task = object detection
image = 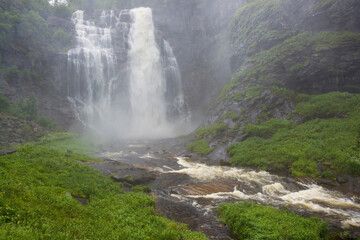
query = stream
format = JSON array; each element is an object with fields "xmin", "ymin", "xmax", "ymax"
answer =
[{"xmin": 89, "ymin": 139, "xmax": 360, "ymax": 239}]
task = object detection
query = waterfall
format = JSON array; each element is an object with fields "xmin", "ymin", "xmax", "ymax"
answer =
[
  {"xmin": 128, "ymin": 8, "xmax": 170, "ymax": 138},
  {"xmin": 67, "ymin": 8, "xmax": 188, "ymax": 138},
  {"xmin": 67, "ymin": 10, "xmax": 120, "ymax": 135}
]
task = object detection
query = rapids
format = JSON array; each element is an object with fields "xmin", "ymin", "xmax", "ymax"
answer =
[{"xmin": 92, "ymin": 142, "xmax": 360, "ymax": 239}]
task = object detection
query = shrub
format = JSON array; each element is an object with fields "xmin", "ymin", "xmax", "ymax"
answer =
[
  {"xmin": 37, "ymin": 115, "xmax": 57, "ymax": 130},
  {"xmin": 224, "ymin": 112, "xmax": 240, "ymax": 121},
  {"xmin": 295, "ymin": 92, "xmax": 360, "ymax": 119},
  {"xmin": 218, "ymin": 202, "xmax": 329, "ymax": 240},
  {"xmin": 11, "ymin": 93, "xmax": 38, "ymax": 121},
  {"xmin": 187, "ymin": 139, "xmax": 213, "ymax": 155},
  {"xmin": 196, "ymin": 122, "xmax": 227, "ymax": 137},
  {"xmin": 51, "ymin": 4, "xmax": 73, "ymax": 19},
  {"xmin": 228, "ymin": 108, "xmax": 360, "ymax": 177},
  {"xmin": 0, "ymin": 92, "xmax": 11, "ymax": 112},
  {"xmin": 243, "ymin": 119, "xmax": 295, "ymax": 138},
  {"xmin": 132, "ymin": 185, "xmax": 152, "ymax": 193}
]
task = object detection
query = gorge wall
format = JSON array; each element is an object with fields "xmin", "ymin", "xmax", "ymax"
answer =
[{"xmin": 184, "ymin": 0, "xmax": 360, "ymax": 187}]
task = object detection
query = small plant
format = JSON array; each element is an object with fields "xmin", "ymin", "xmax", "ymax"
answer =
[
  {"xmin": 37, "ymin": 115, "xmax": 57, "ymax": 130},
  {"xmin": 131, "ymin": 185, "xmax": 152, "ymax": 193},
  {"xmin": 224, "ymin": 112, "xmax": 240, "ymax": 121},
  {"xmin": 125, "ymin": 175, "xmax": 134, "ymax": 182}
]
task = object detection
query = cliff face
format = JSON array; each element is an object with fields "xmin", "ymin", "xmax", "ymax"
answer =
[
  {"xmin": 0, "ymin": 0, "xmax": 246, "ymax": 129},
  {"xmin": 185, "ymin": 0, "xmax": 360, "ymax": 182},
  {"xmin": 0, "ymin": 1, "xmax": 76, "ymax": 129}
]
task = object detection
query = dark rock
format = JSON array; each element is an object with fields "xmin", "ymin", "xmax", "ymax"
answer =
[
  {"xmin": 0, "ymin": 148, "xmax": 18, "ymax": 156},
  {"xmin": 72, "ymin": 196, "xmax": 89, "ymax": 205},
  {"xmin": 220, "ymin": 159, "xmax": 231, "ymax": 166},
  {"xmin": 86, "ymin": 161, "xmax": 157, "ymax": 185},
  {"xmin": 317, "ymin": 178, "xmax": 340, "ymax": 187},
  {"xmin": 336, "ymin": 175, "xmax": 349, "ymax": 184}
]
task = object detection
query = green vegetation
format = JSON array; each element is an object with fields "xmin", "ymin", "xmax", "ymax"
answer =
[
  {"xmin": 0, "ymin": 92, "xmax": 11, "ymax": 112},
  {"xmin": 35, "ymin": 132, "xmax": 97, "ymax": 156},
  {"xmin": 132, "ymin": 185, "xmax": 152, "ymax": 193},
  {"xmin": 231, "ymin": 0, "xmax": 292, "ymax": 55},
  {"xmin": 224, "ymin": 112, "xmax": 240, "ymax": 121},
  {"xmin": 0, "ymin": 140, "xmax": 206, "ymax": 239},
  {"xmin": 196, "ymin": 122, "xmax": 227, "ymax": 137},
  {"xmin": 218, "ymin": 202, "xmax": 329, "ymax": 240},
  {"xmin": 0, "ymin": 92, "xmax": 56, "ymax": 130},
  {"xmin": 244, "ymin": 119, "xmax": 295, "ymax": 138},
  {"xmin": 187, "ymin": 139, "xmax": 213, "ymax": 155},
  {"xmin": 220, "ymin": 31, "xmax": 360, "ymax": 99},
  {"xmin": 295, "ymin": 92, "xmax": 360, "ymax": 119},
  {"xmin": 228, "ymin": 92, "xmax": 360, "ymax": 177}
]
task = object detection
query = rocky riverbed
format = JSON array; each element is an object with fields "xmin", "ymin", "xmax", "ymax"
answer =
[{"xmin": 82, "ymin": 138, "xmax": 360, "ymax": 239}]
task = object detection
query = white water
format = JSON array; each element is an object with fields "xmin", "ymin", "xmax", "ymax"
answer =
[
  {"xmin": 171, "ymin": 157, "xmax": 360, "ymax": 229},
  {"xmin": 128, "ymin": 8, "xmax": 173, "ymax": 138},
  {"xmin": 67, "ymin": 10, "xmax": 119, "ymax": 135},
  {"xmin": 67, "ymin": 8, "xmax": 188, "ymax": 138},
  {"xmin": 49, "ymin": 0, "xmax": 68, "ymax": 6}
]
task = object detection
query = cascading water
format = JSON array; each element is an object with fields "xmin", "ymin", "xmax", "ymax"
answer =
[
  {"xmin": 67, "ymin": 10, "xmax": 120, "ymax": 135},
  {"xmin": 67, "ymin": 8, "xmax": 188, "ymax": 138},
  {"xmin": 128, "ymin": 8, "xmax": 172, "ymax": 138}
]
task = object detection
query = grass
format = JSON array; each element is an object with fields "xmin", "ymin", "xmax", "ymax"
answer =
[
  {"xmin": 187, "ymin": 139, "xmax": 213, "ymax": 155},
  {"xmin": 196, "ymin": 122, "xmax": 227, "ymax": 138},
  {"xmin": 0, "ymin": 140, "xmax": 207, "ymax": 239},
  {"xmin": 34, "ymin": 132, "xmax": 97, "ymax": 156},
  {"xmin": 217, "ymin": 202, "xmax": 329, "ymax": 240},
  {"xmin": 228, "ymin": 92, "xmax": 360, "ymax": 177}
]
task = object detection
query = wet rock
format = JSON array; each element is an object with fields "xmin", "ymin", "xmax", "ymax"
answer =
[
  {"xmin": 72, "ymin": 196, "xmax": 89, "ymax": 205},
  {"xmin": 220, "ymin": 159, "xmax": 231, "ymax": 166},
  {"xmin": 0, "ymin": 148, "xmax": 18, "ymax": 156},
  {"xmin": 174, "ymin": 181, "xmax": 235, "ymax": 196},
  {"xmin": 336, "ymin": 175, "xmax": 349, "ymax": 184},
  {"xmin": 318, "ymin": 178, "xmax": 340, "ymax": 187},
  {"xmin": 86, "ymin": 161, "xmax": 157, "ymax": 185}
]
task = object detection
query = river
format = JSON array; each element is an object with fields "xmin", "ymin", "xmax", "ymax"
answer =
[{"xmin": 88, "ymin": 139, "xmax": 360, "ymax": 239}]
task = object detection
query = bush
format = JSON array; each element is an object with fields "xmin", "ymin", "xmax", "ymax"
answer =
[
  {"xmin": 218, "ymin": 202, "xmax": 329, "ymax": 240},
  {"xmin": 132, "ymin": 185, "xmax": 152, "ymax": 193},
  {"xmin": 224, "ymin": 112, "xmax": 240, "ymax": 121},
  {"xmin": 196, "ymin": 122, "xmax": 227, "ymax": 137},
  {"xmin": 295, "ymin": 92, "xmax": 360, "ymax": 119},
  {"xmin": 52, "ymin": 28, "xmax": 73, "ymax": 52},
  {"xmin": 11, "ymin": 93, "xmax": 38, "ymax": 121},
  {"xmin": 51, "ymin": 4, "xmax": 73, "ymax": 19},
  {"xmin": 187, "ymin": 139, "xmax": 213, "ymax": 155},
  {"xmin": 37, "ymin": 115, "xmax": 56, "ymax": 130},
  {"xmin": 0, "ymin": 92, "xmax": 11, "ymax": 112},
  {"xmin": 243, "ymin": 119, "xmax": 295, "ymax": 138},
  {"xmin": 228, "ymin": 104, "xmax": 360, "ymax": 177}
]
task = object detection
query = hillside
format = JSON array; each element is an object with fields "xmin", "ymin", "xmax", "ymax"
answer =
[{"xmin": 185, "ymin": 0, "xmax": 360, "ymax": 189}]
